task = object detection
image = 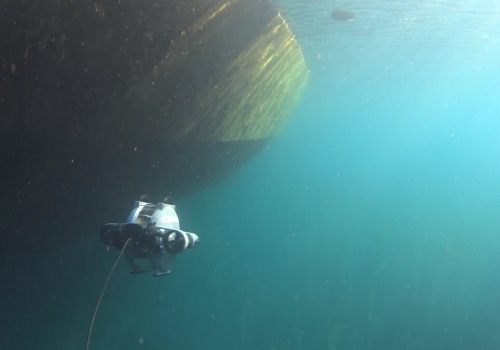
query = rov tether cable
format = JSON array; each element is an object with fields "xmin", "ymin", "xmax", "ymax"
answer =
[{"xmin": 86, "ymin": 238, "xmax": 132, "ymax": 350}]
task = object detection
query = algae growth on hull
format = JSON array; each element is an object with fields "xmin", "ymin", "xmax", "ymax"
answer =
[{"xmin": 0, "ymin": 0, "xmax": 308, "ymax": 232}]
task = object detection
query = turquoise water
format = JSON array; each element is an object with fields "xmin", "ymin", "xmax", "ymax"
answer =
[{"xmin": 5, "ymin": 1, "xmax": 500, "ymax": 349}]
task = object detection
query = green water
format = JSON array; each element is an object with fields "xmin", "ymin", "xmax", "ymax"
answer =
[{"xmin": 4, "ymin": 1, "xmax": 500, "ymax": 349}]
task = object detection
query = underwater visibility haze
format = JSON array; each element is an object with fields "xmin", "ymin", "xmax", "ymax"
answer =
[{"xmin": 3, "ymin": 0, "xmax": 500, "ymax": 349}]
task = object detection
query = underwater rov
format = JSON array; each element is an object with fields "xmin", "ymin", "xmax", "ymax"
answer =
[
  {"xmin": 86, "ymin": 198, "xmax": 199, "ymax": 350},
  {"xmin": 100, "ymin": 199, "xmax": 200, "ymax": 276}
]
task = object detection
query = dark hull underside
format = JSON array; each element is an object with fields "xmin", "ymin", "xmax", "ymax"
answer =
[{"xmin": 0, "ymin": 0, "xmax": 307, "ymax": 237}]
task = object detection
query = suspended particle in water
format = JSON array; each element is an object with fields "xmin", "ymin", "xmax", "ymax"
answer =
[{"xmin": 331, "ymin": 10, "xmax": 355, "ymax": 21}]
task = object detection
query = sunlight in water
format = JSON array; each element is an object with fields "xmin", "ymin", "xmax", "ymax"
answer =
[{"xmin": 275, "ymin": 0, "xmax": 500, "ymax": 71}]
